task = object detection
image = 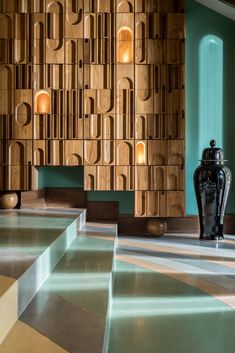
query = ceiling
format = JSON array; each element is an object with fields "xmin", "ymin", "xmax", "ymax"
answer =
[{"xmin": 195, "ymin": 0, "xmax": 235, "ymax": 21}]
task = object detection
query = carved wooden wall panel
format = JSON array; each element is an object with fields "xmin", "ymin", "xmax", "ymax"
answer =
[{"xmin": 0, "ymin": 0, "xmax": 185, "ymax": 217}]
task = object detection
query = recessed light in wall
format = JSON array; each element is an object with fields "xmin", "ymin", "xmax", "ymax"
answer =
[
  {"xmin": 136, "ymin": 141, "xmax": 146, "ymax": 164},
  {"xmin": 117, "ymin": 26, "xmax": 133, "ymax": 63},
  {"xmin": 34, "ymin": 90, "xmax": 51, "ymax": 114}
]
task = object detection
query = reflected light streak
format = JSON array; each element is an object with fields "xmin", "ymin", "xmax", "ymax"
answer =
[
  {"xmin": 44, "ymin": 272, "xmax": 110, "ymax": 291},
  {"xmin": 111, "ymin": 296, "xmax": 232, "ymax": 318}
]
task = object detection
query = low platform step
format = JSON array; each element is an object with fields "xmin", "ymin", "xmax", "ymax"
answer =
[
  {"xmin": 0, "ymin": 221, "xmax": 117, "ymax": 353},
  {"xmin": 0, "ymin": 208, "xmax": 86, "ymax": 344}
]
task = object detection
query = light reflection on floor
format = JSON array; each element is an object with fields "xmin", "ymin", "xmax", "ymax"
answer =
[{"xmin": 106, "ymin": 235, "xmax": 235, "ymax": 353}]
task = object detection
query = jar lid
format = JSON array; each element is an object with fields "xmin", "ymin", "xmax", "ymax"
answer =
[{"xmin": 201, "ymin": 140, "xmax": 226, "ymax": 162}]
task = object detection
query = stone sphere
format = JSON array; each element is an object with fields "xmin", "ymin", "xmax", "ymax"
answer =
[
  {"xmin": 0, "ymin": 192, "xmax": 18, "ymax": 209},
  {"xmin": 147, "ymin": 219, "xmax": 167, "ymax": 237}
]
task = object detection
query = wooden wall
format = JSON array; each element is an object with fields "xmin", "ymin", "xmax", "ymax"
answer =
[{"xmin": 0, "ymin": 0, "xmax": 185, "ymax": 218}]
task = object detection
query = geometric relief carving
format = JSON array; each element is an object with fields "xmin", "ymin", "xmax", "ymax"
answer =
[
  {"xmin": 116, "ymin": 141, "xmax": 134, "ymax": 165},
  {"xmin": 103, "ymin": 115, "xmax": 115, "ymax": 139},
  {"xmin": 148, "ymin": 141, "xmax": 166, "ymax": 165},
  {"xmin": 152, "ymin": 166, "xmax": 165, "ymax": 190},
  {"xmin": 0, "ymin": 65, "xmax": 13, "ymax": 90},
  {"xmin": 84, "ymin": 166, "xmax": 96, "ymax": 190},
  {"xmin": 64, "ymin": 140, "xmax": 83, "ymax": 166},
  {"xmin": 84, "ymin": 166, "xmax": 115, "ymax": 191},
  {"xmin": 0, "ymin": 91, "xmax": 12, "ymax": 114},
  {"xmin": 84, "ymin": 140, "xmax": 101, "ymax": 165},
  {"xmin": 115, "ymin": 166, "xmax": 134, "ymax": 190},
  {"xmin": 166, "ymin": 166, "xmax": 185, "ymax": 191},
  {"xmin": 97, "ymin": 90, "xmax": 115, "ymax": 114},
  {"xmin": 0, "ymin": 0, "xmax": 185, "ymax": 217},
  {"xmin": 135, "ymin": 90, "xmax": 154, "ymax": 114},
  {"xmin": 84, "ymin": 114, "xmax": 102, "ymax": 139},
  {"xmin": 135, "ymin": 114, "xmax": 184, "ymax": 140},
  {"xmin": 103, "ymin": 140, "xmax": 115, "ymax": 165},
  {"xmin": 0, "ymin": 14, "xmax": 13, "ymax": 39},
  {"xmin": 135, "ymin": 190, "xmax": 184, "ymax": 218},
  {"xmin": 9, "ymin": 115, "xmax": 32, "ymax": 140},
  {"xmin": 116, "ymin": 114, "xmax": 134, "ymax": 140},
  {"xmin": 97, "ymin": 166, "xmax": 114, "ymax": 190},
  {"xmin": 167, "ymin": 140, "xmax": 184, "ymax": 166},
  {"xmin": 116, "ymin": 0, "xmax": 134, "ymax": 13},
  {"xmin": 46, "ymin": 140, "xmax": 63, "ymax": 166},
  {"xmin": 7, "ymin": 140, "xmax": 32, "ymax": 166},
  {"xmin": 167, "ymin": 14, "xmax": 185, "ymax": 39},
  {"xmin": 166, "ymin": 191, "xmax": 185, "ymax": 217},
  {"xmin": 135, "ymin": 191, "xmax": 162, "ymax": 218},
  {"xmin": 135, "ymin": 166, "xmax": 150, "ymax": 191},
  {"xmin": 33, "ymin": 140, "xmax": 46, "ymax": 166}
]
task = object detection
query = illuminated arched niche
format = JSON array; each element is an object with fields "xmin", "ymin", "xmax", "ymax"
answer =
[
  {"xmin": 136, "ymin": 141, "xmax": 146, "ymax": 164},
  {"xmin": 117, "ymin": 26, "xmax": 133, "ymax": 63},
  {"xmin": 34, "ymin": 91, "xmax": 51, "ymax": 114}
]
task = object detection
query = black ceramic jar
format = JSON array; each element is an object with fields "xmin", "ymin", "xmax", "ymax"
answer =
[{"xmin": 194, "ymin": 140, "xmax": 232, "ymax": 240}]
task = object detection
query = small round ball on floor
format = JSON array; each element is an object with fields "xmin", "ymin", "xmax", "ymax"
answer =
[
  {"xmin": 0, "ymin": 192, "xmax": 18, "ymax": 209},
  {"xmin": 147, "ymin": 219, "xmax": 167, "ymax": 237}
]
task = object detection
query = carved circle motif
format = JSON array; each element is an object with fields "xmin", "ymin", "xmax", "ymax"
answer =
[{"xmin": 15, "ymin": 115, "xmax": 29, "ymax": 126}]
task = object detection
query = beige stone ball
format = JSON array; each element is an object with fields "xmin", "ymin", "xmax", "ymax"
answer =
[
  {"xmin": 0, "ymin": 192, "xmax": 18, "ymax": 209},
  {"xmin": 147, "ymin": 219, "xmax": 167, "ymax": 237}
]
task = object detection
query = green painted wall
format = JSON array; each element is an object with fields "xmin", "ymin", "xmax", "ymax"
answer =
[
  {"xmin": 39, "ymin": 167, "xmax": 84, "ymax": 188},
  {"xmin": 186, "ymin": 0, "xmax": 235, "ymax": 215},
  {"xmin": 39, "ymin": 1, "xmax": 235, "ymax": 215}
]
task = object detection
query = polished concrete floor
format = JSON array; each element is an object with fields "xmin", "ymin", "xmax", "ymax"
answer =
[
  {"xmin": 106, "ymin": 235, "xmax": 235, "ymax": 353},
  {"xmin": 0, "ymin": 210, "xmax": 116, "ymax": 353},
  {"xmin": 1, "ymin": 210, "xmax": 235, "ymax": 353}
]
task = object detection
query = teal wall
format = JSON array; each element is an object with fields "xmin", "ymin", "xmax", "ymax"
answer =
[
  {"xmin": 39, "ymin": 0, "xmax": 235, "ymax": 215},
  {"xmin": 186, "ymin": 0, "xmax": 235, "ymax": 215},
  {"xmin": 39, "ymin": 167, "xmax": 83, "ymax": 188}
]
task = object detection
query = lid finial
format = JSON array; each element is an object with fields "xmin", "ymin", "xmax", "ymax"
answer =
[{"xmin": 210, "ymin": 140, "xmax": 216, "ymax": 148}]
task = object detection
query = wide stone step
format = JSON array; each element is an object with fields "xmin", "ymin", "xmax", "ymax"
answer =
[
  {"xmin": 0, "ymin": 208, "xmax": 86, "ymax": 344},
  {"xmin": 0, "ymin": 221, "xmax": 117, "ymax": 353}
]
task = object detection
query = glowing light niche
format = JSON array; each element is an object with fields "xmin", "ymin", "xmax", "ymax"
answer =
[
  {"xmin": 117, "ymin": 27, "xmax": 133, "ymax": 63},
  {"xmin": 35, "ymin": 90, "xmax": 51, "ymax": 114},
  {"xmin": 136, "ymin": 141, "xmax": 146, "ymax": 164}
]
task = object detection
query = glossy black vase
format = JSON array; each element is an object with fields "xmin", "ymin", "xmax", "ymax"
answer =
[{"xmin": 194, "ymin": 140, "xmax": 232, "ymax": 240}]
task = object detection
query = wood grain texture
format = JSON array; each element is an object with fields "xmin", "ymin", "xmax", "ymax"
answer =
[
  {"xmin": 86, "ymin": 201, "xmax": 118, "ymax": 222},
  {"xmin": 0, "ymin": 1, "xmax": 185, "ymax": 218},
  {"xmin": 45, "ymin": 188, "xmax": 87, "ymax": 209}
]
